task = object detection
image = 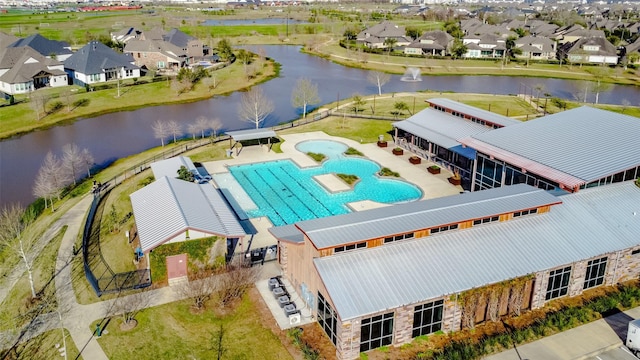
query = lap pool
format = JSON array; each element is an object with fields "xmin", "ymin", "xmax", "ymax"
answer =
[{"xmin": 213, "ymin": 140, "xmax": 422, "ymax": 226}]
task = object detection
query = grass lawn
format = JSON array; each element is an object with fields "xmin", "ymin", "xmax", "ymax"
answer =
[
  {"xmin": 1, "ymin": 328, "xmax": 82, "ymax": 360},
  {"xmin": 0, "ymin": 227, "xmax": 66, "ymax": 331},
  {"xmin": 149, "ymin": 236, "xmax": 224, "ymax": 286},
  {"xmin": 95, "ymin": 294, "xmax": 293, "ymax": 360}
]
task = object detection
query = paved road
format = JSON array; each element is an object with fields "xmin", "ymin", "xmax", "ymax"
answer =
[{"xmin": 588, "ymin": 347, "xmax": 638, "ymax": 360}]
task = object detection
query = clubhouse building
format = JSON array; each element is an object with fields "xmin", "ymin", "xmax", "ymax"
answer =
[{"xmin": 270, "ymin": 103, "xmax": 640, "ymax": 359}]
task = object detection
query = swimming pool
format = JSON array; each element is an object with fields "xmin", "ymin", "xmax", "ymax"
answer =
[{"xmin": 216, "ymin": 140, "xmax": 422, "ymax": 226}]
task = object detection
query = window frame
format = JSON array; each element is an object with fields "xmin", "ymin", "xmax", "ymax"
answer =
[{"xmin": 545, "ymin": 266, "xmax": 572, "ymax": 300}]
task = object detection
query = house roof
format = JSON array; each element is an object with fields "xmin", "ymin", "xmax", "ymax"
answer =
[
  {"xmin": 163, "ymin": 28, "xmax": 195, "ymax": 48},
  {"xmin": 0, "ymin": 32, "xmax": 19, "ymax": 49},
  {"xmin": 272, "ymin": 184, "xmax": 560, "ymax": 250},
  {"xmin": 314, "ymin": 182, "xmax": 640, "ymax": 320},
  {"xmin": 426, "ymin": 98, "xmax": 520, "ymax": 128},
  {"xmin": 130, "ymin": 176, "xmax": 246, "ymax": 253},
  {"xmin": 0, "ymin": 47, "xmax": 64, "ymax": 84},
  {"xmin": 626, "ymin": 37, "xmax": 640, "ymax": 54},
  {"xmin": 564, "ymin": 36, "xmax": 617, "ymax": 56},
  {"xmin": 408, "ymin": 30, "xmax": 452, "ymax": 50},
  {"xmin": 64, "ymin": 41, "xmax": 139, "ymax": 74},
  {"xmin": 8, "ymin": 34, "xmax": 72, "ymax": 58},
  {"xmin": 515, "ymin": 35, "xmax": 555, "ymax": 52},
  {"xmin": 124, "ymin": 39, "xmax": 186, "ymax": 61},
  {"xmin": 150, "ymin": 156, "xmax": 196, "ymax": 180},
  {"xmin": 460, "ymin": 107, "xmax": 640, "ymax": 188},
  {"xmin": 359, "ymin": 21, "xmax": 406, "ymax": 39}
]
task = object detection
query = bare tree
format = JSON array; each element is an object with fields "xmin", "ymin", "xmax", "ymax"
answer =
[
  {"xmin": 36, "ymin": 152, "xmax": 67, "ymax": 206},
  {"xmin": 216, "ymin": 258, "xmax": 260, "ymax": 307},
  {"xmin": 187, "ymin": 123, "xmax": 199, "ymax": 140},
  {"xmin": 291, "ymin": 78, "xmax": 321, "ymax": 119},
  {"xmin": 166, "ymin": 120, "xmax": 181, "ymax": 144},
  {"xmin": 209, "ymin": 324, "xmax": 227, "ymax": 360},
  {"xmin": 29, "ymin": 92, "xmax": 49, "ymax": 120},
  {"xmin": 209, "ymin": 118, "xmax": 222, "ymax": 139},
  {"xmin": 195, "ymin": 116, "xmax": 209, "ymax": 138},
  {"xmin": 152, "ymin": 120, "xmax": 170, "ymax": 147},
  {"xmin": 201, "ymin": 75, "xmax": 219, "ymax": 92},
  {"xmin": 61, "ymin": 143, "xmax": 84, "ymax": 186},
  {"xmin": 238, "ymin": 87, "xmax": 274, "ymax": 129},
  {"xmin": 179, "ymin": 271, "xmax": 217, "ymax": 310},
  {"xmin": 0, "ymin": 205, "xmax": 37, "ymax": 298},
  {"xmin": 109, "ymin": 290, "xmax": 152, "ymax": 329},
  {"xmin": 81, "ymin": 148, "xmax": 94, "ymax": 178},
  {"xmin": 367, "ymin": 71, "xmax": 391, "ymax": 96},
  {"xmin": 33, "ymin": 169, "xmax": 55, "ymax": 211}
]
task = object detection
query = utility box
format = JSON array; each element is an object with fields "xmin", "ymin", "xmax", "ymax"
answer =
[{"xmin": 626, "ymin": 318, "xmax": 640, "ymax": 355}]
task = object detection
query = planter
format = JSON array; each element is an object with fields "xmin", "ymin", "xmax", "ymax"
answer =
[
  {"xmin": 448, "ymin": 176, "xmax": 462, "ymax": 186},
  {"xmin": 377, "ymin": 141, "xmax": 388, "ymax": 148},
  {"xmin": 392, "ymin": 148, "xmax": 404, "ymax": 156},
  {"xmin": 409, "ymin": 156, "xmax": 421, "ymax": 165},
  {"xmin": 428, "ymin": 166, "xmax": 441, "ymax": 175}
]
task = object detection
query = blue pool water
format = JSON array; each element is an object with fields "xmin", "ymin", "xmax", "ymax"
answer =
[{"xmin": 225, "ymin": 140, "xmax": 422, "ymax": 226}]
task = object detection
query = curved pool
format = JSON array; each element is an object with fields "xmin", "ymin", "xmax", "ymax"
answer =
[{"xmin": 222, "ymin": 140, "xmax": 421, "ymax": 225}]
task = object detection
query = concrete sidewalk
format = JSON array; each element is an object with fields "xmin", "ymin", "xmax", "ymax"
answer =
[{"xmin": 484, "ymin": 307, "xmax": 640, "ymax": 360}]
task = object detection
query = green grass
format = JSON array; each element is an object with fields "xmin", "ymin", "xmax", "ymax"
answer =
[
  {"xmin": 345, "ymin": 147, "xmax": 363, "ymax": 156},
  {"xmin": 95, "ymin": 295, "xmax": 292, "ymax": 360},
  {"xmin": 306, "ymin": 151, "xmax": 326, "ymax": 162},
  {"xmin": 336, "ymin": 173, "xmax": 359, "ymax": 185},
  {"xmin": 0, "ymin": 226, "xmax": 66, "ymax": 331},
  {"xmin": 379, "ymin": 167, "xmax": 400, "ymax": 177},
  {"xmin": 0, "ymin": 328, "xmax": 82, "ymax": 360}
]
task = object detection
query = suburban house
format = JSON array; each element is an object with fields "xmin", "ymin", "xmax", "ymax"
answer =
[
  {"xmin": 356, "ymin": 21, "xmax": 412, "ymax": 49},
  {"xmin": 124, "ymin": 39, "xmax": 187, "ymax": 71},
  {"xmin": 110, "ymin": 27, "xmax": 144, "ymax": 43},
  {"xmin": 0, "ymin": 46, "xmax": 67, "ymax": 95},
  {"xmin": 503, "ymin": 19, "xmax": 559, "ymax": 37},
  {"xmin": 404, "ymin": 30, "xmax": 453, "ymax": 56},
  {"xmin": 163, "ymin": 28, "xmax": 206, "ymax": 60},
  {"xmin": 514, "ymin": 35, "xmax": 556, "ymax": 60},
  {"xmin": 0, "ymin": 32, "xmax": 19, "ymax": 49},
  {"xmin": 624, "ymin": 38, "xmax": 640, "ymax": 65},
  {"xmin": 270, "ymin": 180, "xmax": 640, "ymax": 360},
  {"xmin": 554, "ymin": 25, "xmax": 605, "ymax": 44},
  {"xmin": 64, "ymin": 41, "xmax": 140, "ymax": 86},
  {"xmin": 7, "ymin": 33, "xmax": 73, "ymax": 61},
  {"xmin": 130, "ymin": 175, "xmax": 246, "ymax": 255},
  {"xmin": 392, "ymin": 98, "xmax": 519, "ymax": 188},
  {"xmin": 558, "ymin": 36, "xmax": 618, "ymax": 65},
  {"xmin": 462, "ymin": 33, "xmax": 507, "ymax": 58}
]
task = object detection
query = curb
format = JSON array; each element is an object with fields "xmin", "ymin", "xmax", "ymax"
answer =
[{"xmin": 573, "ymin": 341, "xmax": 623, "ymax": 360}]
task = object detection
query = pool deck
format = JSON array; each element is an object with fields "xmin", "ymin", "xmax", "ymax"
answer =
[
  {"xmin": 202, "ymin": 131, "xmax": 462, "ymax": 250},
  {"xmin": 202, "ymin": 131, "xmax": 462, "ymax": 330}
]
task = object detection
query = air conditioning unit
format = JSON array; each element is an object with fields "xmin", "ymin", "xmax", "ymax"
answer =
[{"xmin": 289, "ymin": 313, "xmax": 301, "ymax": 325}]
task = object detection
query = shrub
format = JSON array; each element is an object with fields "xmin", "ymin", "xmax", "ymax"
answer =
[
  {"xmin": 345, "ymin": 147, "xmax": 363, "ymax": 156},
  {"xmin": 337, "ymin": 173, "xmax": 358, "ymax": 185},
  {"xmin": 73, "ymin": 98, "xmax": 90, "ymax": 107},
  {"xmin": 48, "ymin": 101, "xmax": 64, "ymax": 113},
  {"xmin": 378, "ymin": 167, "xmax": 400, "ymax": 177},
  {"xmin": 306, "ymin": 152, "xmax": 326, "ymax": 162}
]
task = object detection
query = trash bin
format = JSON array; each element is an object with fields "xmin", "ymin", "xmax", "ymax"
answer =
[
  {"xmin": 226, "ymin": 150, "xmax": 232, "ymax": 158},
  {"xmin": 378, "ymin": 135, "xmax": 384, "ymax": 142}
]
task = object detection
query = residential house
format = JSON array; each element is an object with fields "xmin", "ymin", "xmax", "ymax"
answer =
[
  {"xmin": 7, "ymin": 33, "xmax": 73, "ymax": 61},
  {"xmin": 124, "ymin": 39, "xmax": 187, "ymax": 71},
  {"xmin": 0, "ymin": 32, "xmax": 19, "ymax": 49},
  {"xmin": 404, "ymin": 30, "xmax": 453, "ymax": 56},
  {"xmin": 624, "ymin": 37, "xmax": 640, "ymax": 65},
  {"xmin": 0, "ymin": 46, "xmax": 67, "ymax": 95},
  {"xmin": 356, "ymin": 21, "xmax": 412, "ymax": 49},
  {"xmin": 110, "ymin": 27, "xmax": 143, "ymax": 44},
  {"xmin": 163, "ymin": 28, "xmax": 205, "ymax": 60},
  {"xmin": 64, "ymin": 41, "xmax": 140, "ymax": 87},
  {"xmin": 514, "ymin": 35, "xmax": 556, "ymax": 60},
  {"xmin": 558, "ymin": 36, "xmax": 618, "ymax": 65},
  {"xmin": 462, "ymin": 33, "xmax": 506, "ymax": 58},
  {"xmin": 554, "ymin": 25, "xmax": 605, "ymax": 44}
]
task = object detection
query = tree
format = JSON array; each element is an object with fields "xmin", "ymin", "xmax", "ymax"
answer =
[
  {"xmin": 81, "ymin": 148, "xmax": 94, "ymax": 178},
  {"xmin": 383, "ymin": 38, "xmax": 397, "ymax": 55},
  {"xmin": 108, "ymin": 204, "xmax": 119, "ymax": 233},
  {"xmin": 166, "ymin": 120, "xmax": 181, "ymax": 144},
  {"xmin": 61, "ymin": 143, "xmax": 84, "ymax": 186},
  {"xmin": 36, "ymin": 151, "xmax": 67, "ymax": 206},
  {"xmin": 109, "ymin": 290, "xmax": 152, "ymax": 330},
  {"xmin": 152, "ymin": 120, "xmax": 170, "ymax": 147},
  {"xmin": 187, "ymin": 123, "xmax": 198, "ymax": 140},
  {"xmin": 405, "ymin": 27, "xmax": 421, "ymax": 40},
  {"xmin": 177, "ymin": 165, "xmax": 194, "ymax": 182},
  {"xmin": 29, "ymin": 92, "xmax": 49, "ymax": 120},
  {"xmin": 367, "ymin": 71, "xmax": 391, "ymax": 96},
  {"xmin": 343, "ymin": 27, "xmax": 359, "ymax": 41},
  {"xmin": 215, "ymin": 258, "xmax": 261, "ymax": 307},
  {"xmin": 236, "ymin": 49, "xmax": 253, "ymax": 75},
  {"xmin": 210, "ymin": 324, "xmax": 227, "ymax": 360},
  {"xmin": 291, "ymin": 78, "xmax": 320, "ymax": 119},
  {"xmin": 209, "ymin": 118, "xmax": 222, "ymax": 139},
  {"xmin": 238, "ymin": 87, "xmax": 274, "ymax": 129},
  {"xmin": 179, "ymin": 271, "xmax": 217, "ymax": 310},
  {"xmin": 0, "ymin": 205, "xmax": 37, "ymax": 299},
  {"xmin": 217, "ymin": 38, "xmax": 233, "ymax": 61},
  {"xmin": 450, "ymin": 39, "xmax": 467, "ymax": 59},
  {"xmin": 588, "ymin": 67, "xmax": 613, "ymax": 105},
  {"xmin": 351, "ymin": 93, "xmax": 366, "ymax": 115},
  {"xmin": 394, "ymin": 101, "xmax": 411, "ymax": 115}
]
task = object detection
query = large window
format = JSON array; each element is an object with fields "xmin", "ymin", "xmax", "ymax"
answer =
[
  {"xmin": 360, "ymin": 312, "xmax": 394, "ymax": 352},
  {"xmin": 546, "ymin": 266, "xmax": 572, "ymax": 300},
  {"xmin": 412, "ymin": 300, "xmax": 443, "ymax": 338},
  {"xmin": 317, "ymin": 292, "xmax": 337, "ymax": 345},
  {"xmin": 584, "ymin": 257, "xmax": 607, "ymax": 289}
]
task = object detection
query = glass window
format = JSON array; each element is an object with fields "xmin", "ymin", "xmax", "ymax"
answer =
[
  {"xmin": 546, "ymin": 266, "xmax": 572, "ymax": 300},
  {"xmin": 584, "ymin": 257, "xmax": 607, "ymax": 289},
  {"xmin": 412, "ymin": 300, "xmax": 443, "ymax": 338},
  {"xmin": 318, "ymin": 293, "xmax": 338, "ymax": 345},
  {"xmin": 360, "ymin": 312, "xmax": 394, "ymax": 352}
]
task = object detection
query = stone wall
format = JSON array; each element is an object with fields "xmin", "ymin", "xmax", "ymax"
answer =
[{"xmin": 336, "ymin": 319, "xmax": 360, "ymax": 360}]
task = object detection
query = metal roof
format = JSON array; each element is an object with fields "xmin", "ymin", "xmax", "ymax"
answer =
[
  {"xmin": 150, "ymin": 156, "xmax": 196, "ymax": 180},
  {"xmin": 226, "ymin": 128, "xmax": 277, "ymax": 142},
  {"xmin": 268, "ymin": 224, "xmax": 305, "ymax": 244},
  {"xmin": 286, "ymin": 184, "xmax": 560, "ymax": 249},
  {"xmin": 315, "ymin": 181, "xmax": 640, "ymax": 320},
  {"xmin": 393, "ymin": 107, "xmax": 499, "ymax": 149},
  {"xmin": 426, "ymin": 98, "xmax": 520, "ymax": 128},
  {"xmin": 462, "ymin": 107, "xmax": 640, "ymax": 188},
  {"xmin": 130, "ymin": 176, "xmax": 246, "ymax": 253}
]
